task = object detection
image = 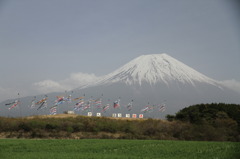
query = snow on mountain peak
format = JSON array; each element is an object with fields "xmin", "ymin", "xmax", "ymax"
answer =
[{"xmin": 97, "ymin": 53, "xmax": 217, "ymax": 86}]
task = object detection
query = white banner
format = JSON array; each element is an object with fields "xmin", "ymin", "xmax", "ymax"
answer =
[
  {"xmin": 87, "ymin": 112, "xmax": 92, "ymax": 116},
  {"xmin": 117, "ymin": 113, "xmax": 122, "ymax": 117}
]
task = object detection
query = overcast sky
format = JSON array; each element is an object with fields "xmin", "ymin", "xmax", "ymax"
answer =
[{"xmin": 0, "ymin": 0, "xmax": 240, "ymax": 102}]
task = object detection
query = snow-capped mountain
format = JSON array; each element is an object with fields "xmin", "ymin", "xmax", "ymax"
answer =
[
  {"xmin": 75, "ymin": 53, "xmax": 239, "ymax": 117},
  {"xmin": 85, "ymin": 53, "xmax": 219, "ymax": 88},
  {"xmin": 1, "ymin": 53, "xmax": 239, "ymax": 118}
]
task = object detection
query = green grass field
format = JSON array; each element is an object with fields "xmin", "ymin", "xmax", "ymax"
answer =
[{"xmin": 0, "ymin": 139, "xmax": 239, "ymax": 159}]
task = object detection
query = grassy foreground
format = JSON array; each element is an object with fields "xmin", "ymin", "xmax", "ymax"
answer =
[{"xmin": 0, "ymin": 139, "xmax": 239, "ymax": 159}]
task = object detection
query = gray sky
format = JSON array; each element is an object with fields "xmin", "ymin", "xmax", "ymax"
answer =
[{"xmin": 0, "ymin": 0, "xmax": 240, "ymax": 102}]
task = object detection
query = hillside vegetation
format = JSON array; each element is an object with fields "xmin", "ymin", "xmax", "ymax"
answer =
[
  {"xmin": 166, "ymin": 103, "xmax": 240, "ymax": 141},
  {"xmin": 167, "ymin": 103, "xmax": 240, "ymax": 125},
  {"xmin": 0, "ymin": 103, "xmax": 239, "ymax": 141}
]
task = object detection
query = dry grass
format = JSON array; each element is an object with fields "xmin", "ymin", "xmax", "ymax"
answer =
[
  {"xmin": 26, "ymin": 114, "xmax": 149, "ymax": 120},
  {"xmin": 26, "ymin": 114, "xmax": 79, "ymax": 119}
]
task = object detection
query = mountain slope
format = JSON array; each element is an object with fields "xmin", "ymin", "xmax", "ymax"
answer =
[{"xmin": 90, "ymin": 53, "xmax": 218, "ymax": 87}]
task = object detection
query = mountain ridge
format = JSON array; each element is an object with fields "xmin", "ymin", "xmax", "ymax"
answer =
[{"xmin": 81, "ymin": 53, "xmax": 220, "ymax": 89}]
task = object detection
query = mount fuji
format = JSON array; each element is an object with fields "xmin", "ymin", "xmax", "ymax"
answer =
[
  {"xmin": 1, "ymin": 53, "xmax": 239, "ymax": 118},
  {"xmin": 87, "ymin": 53, "xmax": 218, "ymax": 87},
  {"xmin": 74, "ymin": 53, "xmax": 239, "ymax": 117}
]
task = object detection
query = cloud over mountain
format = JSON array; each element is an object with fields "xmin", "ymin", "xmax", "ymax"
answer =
[
  {"xmin": 220, "ymin": 79, "xmax": 240, "ymax": 93},
  {"xmin": 33, "ymin": 72, "xmax": 100, "ymax": 94}
]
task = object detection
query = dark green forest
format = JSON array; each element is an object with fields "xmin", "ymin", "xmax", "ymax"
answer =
[
  {"xmin": 167, "ymin": 103, "xmax": 240, "ymax": 125},
  {"xmin": 166, "ymin": 103, "xmax": 240, "ymax": 141},
  {"xmin": 0, "ymin": 103, "xmax": 239, "ymax": 141}
]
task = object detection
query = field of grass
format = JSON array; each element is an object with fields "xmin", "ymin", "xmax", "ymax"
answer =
[{"xmin": 0, "ymin": 139, "xmax": 239, "ymax": 159}]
